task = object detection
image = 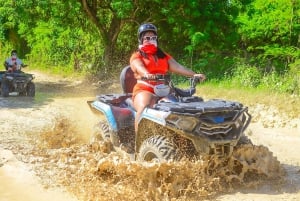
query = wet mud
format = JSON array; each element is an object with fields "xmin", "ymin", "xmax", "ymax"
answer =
[
  {"xmin": 0, "ymin": 71, "xmax": 299, "ymax": 201},
  {"xmin": 13, "ymin": 117, "xmax": 283, "ymax": 201}
]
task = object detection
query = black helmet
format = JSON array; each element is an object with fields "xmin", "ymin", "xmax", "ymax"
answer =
[
  {"xmin": 138, "ymin": 23, "xmax": 157, "ymax": 44},
  {"xmin": 11, "ymin": 49, "xmax": 17, "ymax": 56}
]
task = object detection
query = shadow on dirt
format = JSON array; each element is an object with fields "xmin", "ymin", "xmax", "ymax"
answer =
[
  {"xmin": 0, "ymin": 96, "xmax": 42, "ymax": 109},
  {"xmin": 36, "ymin": 79, "xmax": 121, "ymax": 97},
  {"xmin": 0, "ymin": 78, "xmax": 121, "ymax": 109}
]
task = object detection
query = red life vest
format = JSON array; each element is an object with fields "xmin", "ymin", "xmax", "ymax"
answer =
[
  {"xmin": 130, "ymin": 52, "xmax": 171, "ymax": 74},
  {"xmin": 130, "ymin": 51, "xmax": 172, "ymax": 99}
]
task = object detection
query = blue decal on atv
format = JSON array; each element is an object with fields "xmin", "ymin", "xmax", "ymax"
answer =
[
  {"xmin": 213, "ymin": 116, "xmax": 224, "ymax": 123},
  {"xmin": 92, "ymin": 101, "xmax": 118, "ymax": 131}
]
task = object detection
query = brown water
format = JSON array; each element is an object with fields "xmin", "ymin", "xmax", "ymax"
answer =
[
  {"xmin": 0, "ymin": 71, "xmax": 298, "ymax": 201},
  {"xmin": 0, "ymin": 148, "xmax": 77, "ymax": 201},
  {"xmin": 18, "ymin": 117, "xmax": 284, "ymax": 201}
]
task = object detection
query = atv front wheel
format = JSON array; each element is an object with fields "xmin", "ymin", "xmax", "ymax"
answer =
[
  {"xmin": 26, "ymin": 82, "xmax": 35, "ymax": 97},
  {"xmin": 137, "ymin": 135, "xmax": 179, "ymax": 162},
  {"xmin": 1, "ymin": 79, "xmax": 9, "ymax": 97},
  {"xmin": 19, "ymin": 91, "xmax": 26, "ymax": 96},
  {"xmin": 237, "ymin": 134, "xmax": 253, "ymax": 146}
]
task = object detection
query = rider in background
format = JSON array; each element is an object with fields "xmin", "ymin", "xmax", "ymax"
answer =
[
  {"xmin": 4, "ymin": 50, "xmax": 24, "ymax": 72},
  {"xmin": 130, "ymin": 23, "xmax": 206, "ymax": 132}
]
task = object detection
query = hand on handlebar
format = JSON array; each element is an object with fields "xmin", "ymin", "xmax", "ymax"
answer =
[
  {"xmin": 143, "ymin": 73, "xmax": 156, "ymax": 80},
  {"xmin": 193, "ymin": 74, "xmax": 206, "ymax": 82},
  {"xmin": 7, "ymin": 67, "xmax": 14, "ymax": 72},
  {"xmin": 142, "ymin": 73, "xmax": 170, "ymax": 80}
]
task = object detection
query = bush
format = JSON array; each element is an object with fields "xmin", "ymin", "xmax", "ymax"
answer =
[
  {"xmin": 232, "ymin": 64, "xmax": 262, "ymax": 87},
  {"xmin": 259, "ymin": 59, "xmax": 299, "ymax": 95}
]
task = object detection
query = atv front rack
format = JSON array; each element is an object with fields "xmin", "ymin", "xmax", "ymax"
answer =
[{"xmin": 153, "ymin": 99, "xmax": 252, "ymax": 157}]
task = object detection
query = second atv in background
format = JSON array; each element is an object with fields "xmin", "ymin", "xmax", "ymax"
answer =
[
  {"xmin": 0, "ymin": 65, "xmax": 35, "ymax": 97},
  {"xmin": 1, "ymin": 49, "xmax": 35, "ymax": 97}
]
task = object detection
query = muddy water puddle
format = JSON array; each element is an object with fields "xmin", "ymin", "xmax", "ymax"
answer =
[
  {"xmin": 0, "ymin": 98, "xmax": 288, "ymax": 201},
  {"xmin": 0, "ymin": 148, "xmax": 78, "ymax": 201},
  {"xmin": 12, "ymin": 117, "xmax": 284, "ymax": 201}
]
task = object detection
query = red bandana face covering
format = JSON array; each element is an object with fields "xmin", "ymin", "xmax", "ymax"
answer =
[{"xmin": 139, "ymin": 44, "xmax": 157, "ymax": 54}]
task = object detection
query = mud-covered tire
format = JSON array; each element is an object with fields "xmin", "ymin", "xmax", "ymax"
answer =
[
  {"xmin": 90, "ymin": 120, "xmax": 111, "ymax": 143},
  {"xmin": 19, "ymin": 91, "xmax": 26, "ymax": 96},
  {"xmin": 137, "ymin": 135, "xmax": 179, "ymax": 162},
  {"xmin": 237, "ymin": 134, "xmax": 253, "ymax": 145},
  {"xmin": 90, "ymin": 120, "xmax": 116, "ymax": 154},
  {"xmin": 90, "ymin": 120, "xmax": 120, "ymax": 146},
  {"xmin": 1, "ymin": 79, "xmax": 9, "ymax": 97},
  {"xmin": 26, "ymin": 82, "xmax": 35, "ymax": 97}
]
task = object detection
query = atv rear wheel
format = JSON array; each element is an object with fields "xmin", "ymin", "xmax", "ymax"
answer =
[
  {"xmin": 26, "ymin": 82, "xmax": 35, "ymax": 97},
  {"xmin": 1, "ymin": 79, "xmax": 9, "ymax": 97},
  {"xmin": 137, "ymin": 135, "xmax": 179, "ymax": 162},
  {"xmin": 90, "ymin": 120, "xmax": 111, "ymax": 143},
  {"xmin": 90, "ymin": 120, "xmax": 120, "ymax": 146}
]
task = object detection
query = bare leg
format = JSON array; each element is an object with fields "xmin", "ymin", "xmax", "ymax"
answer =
[{"xmin": 133, "ymin": 91, "xmax": 158, "ymax": 133}]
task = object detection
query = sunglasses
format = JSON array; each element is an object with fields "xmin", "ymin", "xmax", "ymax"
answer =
[{"xmin": 143, "ymin": 36, "xmax": 157, "ymax": 41}]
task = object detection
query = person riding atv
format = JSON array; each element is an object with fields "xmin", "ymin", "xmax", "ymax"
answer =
[
  {"xmin": 87, "ymin": 24, "xmax": 252, "ymax": 162},
  {"xmin": 4, "ymin": 50, "xmax": 26, "ymax": 72},
  {"xmin": 130, "ymin": 23, "xmax": 206, "ymax": 133},
  {"xmin": 0, "ymin": 50, "xmax": 35, "ymax": 97}
]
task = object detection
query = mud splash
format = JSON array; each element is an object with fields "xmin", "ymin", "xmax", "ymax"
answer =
[
  {"xmin": 25, "ymin": 117, "xmax": 285, "ymax": 201},
  {"xmin": 36, "ymin": 116, "xmax": 83, "ymax": 149}
]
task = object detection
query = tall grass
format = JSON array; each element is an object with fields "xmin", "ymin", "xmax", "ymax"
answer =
[{"xmin": 224, "ymin": 62, "xmax": 300, "ymax": 95}]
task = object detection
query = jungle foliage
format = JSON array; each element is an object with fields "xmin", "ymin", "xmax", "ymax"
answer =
[{"xmin": 0, "ymin": 0, "xmax": 299, "ymax": 94}]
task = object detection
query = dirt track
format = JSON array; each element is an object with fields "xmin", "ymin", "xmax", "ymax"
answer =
[{"xmin": 0, "ymin": 70, "xmax": 300, "ymax": 201}]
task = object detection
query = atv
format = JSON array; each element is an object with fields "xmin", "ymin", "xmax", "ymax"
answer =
[
  {"xmin": 88, "ymin": 66, "xmax": 252, "ymax": 162},
  {"xmin": 0, "ymin": 65, "xmax": 35, "ymax": 97}
]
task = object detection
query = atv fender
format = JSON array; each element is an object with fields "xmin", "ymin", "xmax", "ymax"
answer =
[
  {"xmin": 89, "ymin": 100, "xmax": 118, "ymax": 131},
  {"xmin": 89, "ymin": 100, "xmax": 134, "ymax": 132},
  {"xmin": 138, "ymin": 107, "xmax": 170, "ymax": 126}
]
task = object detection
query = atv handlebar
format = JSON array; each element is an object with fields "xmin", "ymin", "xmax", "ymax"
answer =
[
  {"xmin": 141, "ymin": 74, "xmax": 202, "ymax": 88},
  {"xmin": 141, "ymin": 74, "xmax": 171, "ymax": 81},
  {"xmin": 141, "ymin": 74, "xmax": 203, "ymax": 98},
  {"xmin": 189, "ymin": 76, "xmax": 202, "ymax": 88},
  {"xmin": 172, "ymin": 77, "xmax": 200, "ymax": 97},
  {"xmin": 142, "ymin": 74, "xmax": 202, "ymax": 83},
  {"xmin": 5, "ymin": 64, "xmax": 28, "ymax": 73}
]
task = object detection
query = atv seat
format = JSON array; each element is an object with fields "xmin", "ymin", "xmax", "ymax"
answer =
[
  {"xmin": 120, "ymin": 66, "xmax": 136, "ymax": 111},
  {"xmin": 120, "ymin": 65, "xmax": 137, "ymax": 94}
]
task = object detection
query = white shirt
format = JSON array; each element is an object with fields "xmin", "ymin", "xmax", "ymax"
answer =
[{"xmin": 5, "ymin": 57, "xmax": 23, "ymax": 66}]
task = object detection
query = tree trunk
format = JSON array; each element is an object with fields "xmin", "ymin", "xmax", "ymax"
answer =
[{"xmin": 79, "ymin": 0, "xmax": 124, "ymax": 71}]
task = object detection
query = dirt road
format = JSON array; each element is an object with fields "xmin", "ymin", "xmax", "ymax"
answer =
[{"xmin": 0, "ymin": 70, "xmax": 299, "ymax": 201}]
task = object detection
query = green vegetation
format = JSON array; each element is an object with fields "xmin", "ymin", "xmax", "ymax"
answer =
[
  {"xmin": 198, "ymin": 81, "xmax": 300, "ymax": 119},
  {"xmin": 0, "ymin": 0, "xmax": 299, "ymax": 94}
]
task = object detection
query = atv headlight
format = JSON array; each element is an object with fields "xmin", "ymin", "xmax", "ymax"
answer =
[
  {"xmin": 6, "ymin": 76, "xmax": 13, "ymax": 80},
  {"xmin": 166, "ymin": 114, "xmax": 198, "ymax": 132}
]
